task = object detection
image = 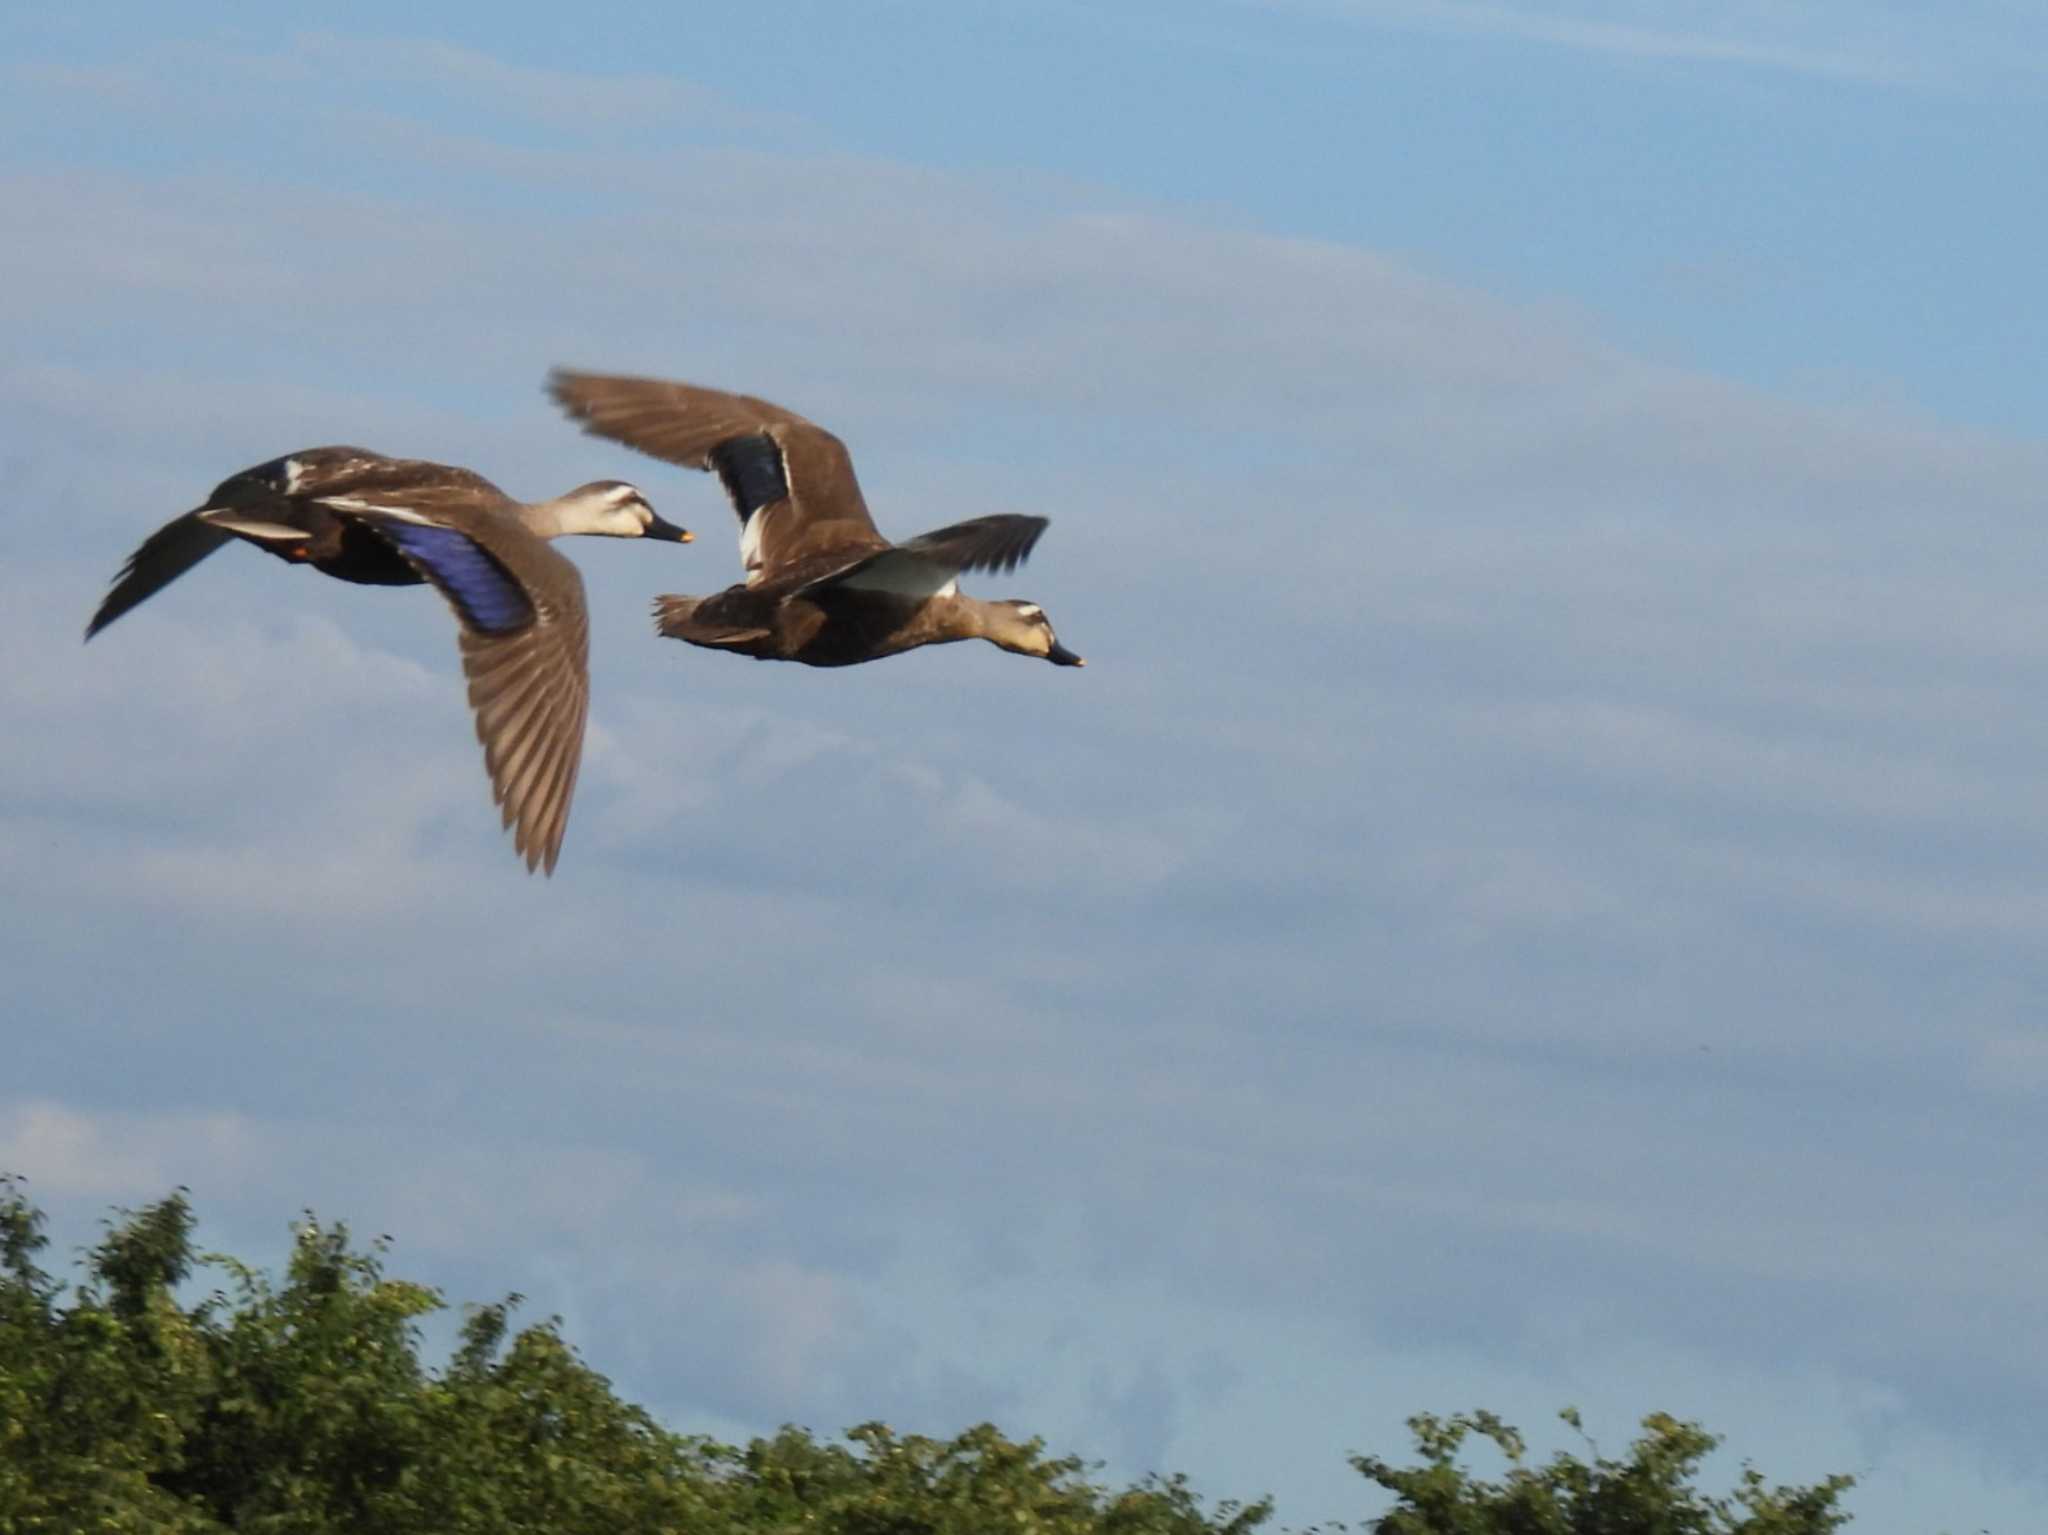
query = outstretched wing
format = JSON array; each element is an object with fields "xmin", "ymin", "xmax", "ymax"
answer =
[
  {"xmin": 85, "ymin": 511, "xmax": 235, "ymax": 639},
  {"xmin": 892, "ymin": 515, "xmax": 1048, "ymax": 577},
  {"xmin": 547, "ymin": 369, "xmax": 886, "ymax": 584},
  {"xmin": 351, "ymin": 514, "xmax": 590, "ymax": 876},
  {"xmin": 795, "ymin": 514, "xmax": 1050, "ymax": 600}
]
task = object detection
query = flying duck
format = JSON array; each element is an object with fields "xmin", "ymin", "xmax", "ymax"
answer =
[
  {"xmin": 86, "ymin": 447, "xmax": 692, "ymax": 874},
  {"xmin": 546, "ymin": 370, "xmax": 1084, "ymax": 670}
]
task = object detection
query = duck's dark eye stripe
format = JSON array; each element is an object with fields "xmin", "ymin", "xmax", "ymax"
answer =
[
  {"xmin": 377, "ymin": 522, "xmax": 534, "ymax": 634},
  {"xmin": 707, "ymin": 434, "xmax": 788, "ymax": 521}
]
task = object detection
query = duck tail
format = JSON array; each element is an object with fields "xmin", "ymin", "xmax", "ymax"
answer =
[
  {"xmin": 651, "ymin": 594, "xmax": 772, "ymax": 652},
  {"xmin": 651, "ymin": 594, "xmax": 700, "ymax": 637}
]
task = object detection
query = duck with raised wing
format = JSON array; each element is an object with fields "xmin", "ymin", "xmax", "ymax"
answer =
[
  {"xmin": 86, "ymin": 447, "xmax": 693, "ymax": 874},
  {"xmin": 546, "ymin": 370, "xmax": 1084, "ymax": 670}
]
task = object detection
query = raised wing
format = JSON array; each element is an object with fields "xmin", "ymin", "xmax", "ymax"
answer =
[
  {"xmin": 547, "ymin": 369, "xmax": 884, "ymax": 584},
  {"xmin": 86, "ymin": 511, "xmax": 235, "ymax": 639},
  {"xmin": 85, "ymin": 446, "xmax": 387, "ymax": 637},
  {"xmin": 347, "ymin": 511, "xmax": 590, "ymax": 875}
]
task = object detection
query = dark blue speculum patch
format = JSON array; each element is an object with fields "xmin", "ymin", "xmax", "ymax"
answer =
[
  {"xmin": 378, "ymin": 521, "xmax": 534, "ymax": 634},
  {"xmin": 708, "ymin": 434, "xmax": 788, "ymax": 522}
]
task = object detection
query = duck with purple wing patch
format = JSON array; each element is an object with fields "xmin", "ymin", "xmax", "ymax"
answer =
[
  {"xmin": 546, "ymin": 370, "xmax": 1085, "ymax": 671},
  {"xmin": 86, "ymin": 448, "xmax": 693, "ymax": 875}
]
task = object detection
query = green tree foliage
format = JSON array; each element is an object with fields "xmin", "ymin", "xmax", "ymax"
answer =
[
  {"xmin": 0, "ymin": 1179, "xmax": 1857, "ymax": 1535},
  {"xmin": 1352, "ymin": 1406, "xmax": 1854, "ymax": 1535},
  {"xmin": 0, "ymin": 1178, "xmax": 1267, "ymax": 1534}
]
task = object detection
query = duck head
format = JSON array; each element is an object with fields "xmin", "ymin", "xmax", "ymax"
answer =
[
  {"xmin": 986, "ymin": 600, "xmax": 1084, "ymax": 667},
  {"xmin": 557, "ymin": 481, "xmax": 692, "ymax": 541}
]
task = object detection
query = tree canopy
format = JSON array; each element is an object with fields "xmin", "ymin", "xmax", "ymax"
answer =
[
  {"xmin": 0, "ymin": 1178, "xmax": 1855, "ymax": 1534},
  {"xmin": 1352, "ymin": 1407, "xmax": 1852, "ymax": 1535}
]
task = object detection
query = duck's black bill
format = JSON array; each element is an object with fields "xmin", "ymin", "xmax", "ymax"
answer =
[
  {"xmin": 645, "ymin": 514, "xmax": 694, "ymax": 543},
  {"xmin": 1048, "ymin": 642, "xmax": 1086, "ymax": 667}
]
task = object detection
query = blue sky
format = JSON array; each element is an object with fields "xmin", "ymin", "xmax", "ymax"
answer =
[{"xmin": 4, "ymin": 4, "xmax": 2047, "ymax": 1530}]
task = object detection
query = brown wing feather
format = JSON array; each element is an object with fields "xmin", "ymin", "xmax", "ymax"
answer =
[
  {"xmin": 547, "ymin": 370, "xmax": 885, "ymax": 579},
  {"xmin": 892, "ymin": 514, "xmax": 1049, "ymax": 577},
  {"xmin": 351, "ymin": 502, "xmax": 593, "ymax": 876},
  {"xmin": 752, "ymin": 422, "xmax": 887, "ymax": 578},
  {"xmin": 457, "ymin": 555, "xmax": 590, "ymax": 875},
  {"xmin": 547, "ymin": 370, "xmax": 822, "ymax": 466},
  {"xmin": 312, "ymin": 467, "xmax": 520, "ymax": 523},
  {"xmin": 795, "ymin": 514, "xmax": 1050, "ymax": 598}
]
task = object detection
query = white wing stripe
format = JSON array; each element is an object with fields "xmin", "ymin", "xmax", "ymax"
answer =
[
  {"xmin": 195, "ymin": 512, "xmax": 307, "ymax": 543},
  {"xmin": 739, "ymin": 505, "xmax": 766, "ymax": 575},
  {"xmin": 320, "ymin": 496, "xmax": 436, "ymax": 523}
]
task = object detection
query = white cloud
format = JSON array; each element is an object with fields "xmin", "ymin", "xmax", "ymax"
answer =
[
  {"xmin": 1336, "ymin": 0, "xmax": 1883, "ymax": 75},
  {"xmin": 290, "ymin": 32, "xmax": 723, "ymax": 125},
  {"xmin": 0, "ymin": 1100, "xmax": 275, "ymax": 1201},
  {"xmin": 1247, "ymin": 0, "xmax": 2048, "ymax": 88}
]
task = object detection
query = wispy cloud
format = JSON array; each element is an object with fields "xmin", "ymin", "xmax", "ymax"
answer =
[
  {"xmin": 1358, "ymin": 0, "xmax": 1884, "ymax": 76},
  {"xmin": 1244, "ymin": 0, "xmax": 2048, "ymax": 87}
]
